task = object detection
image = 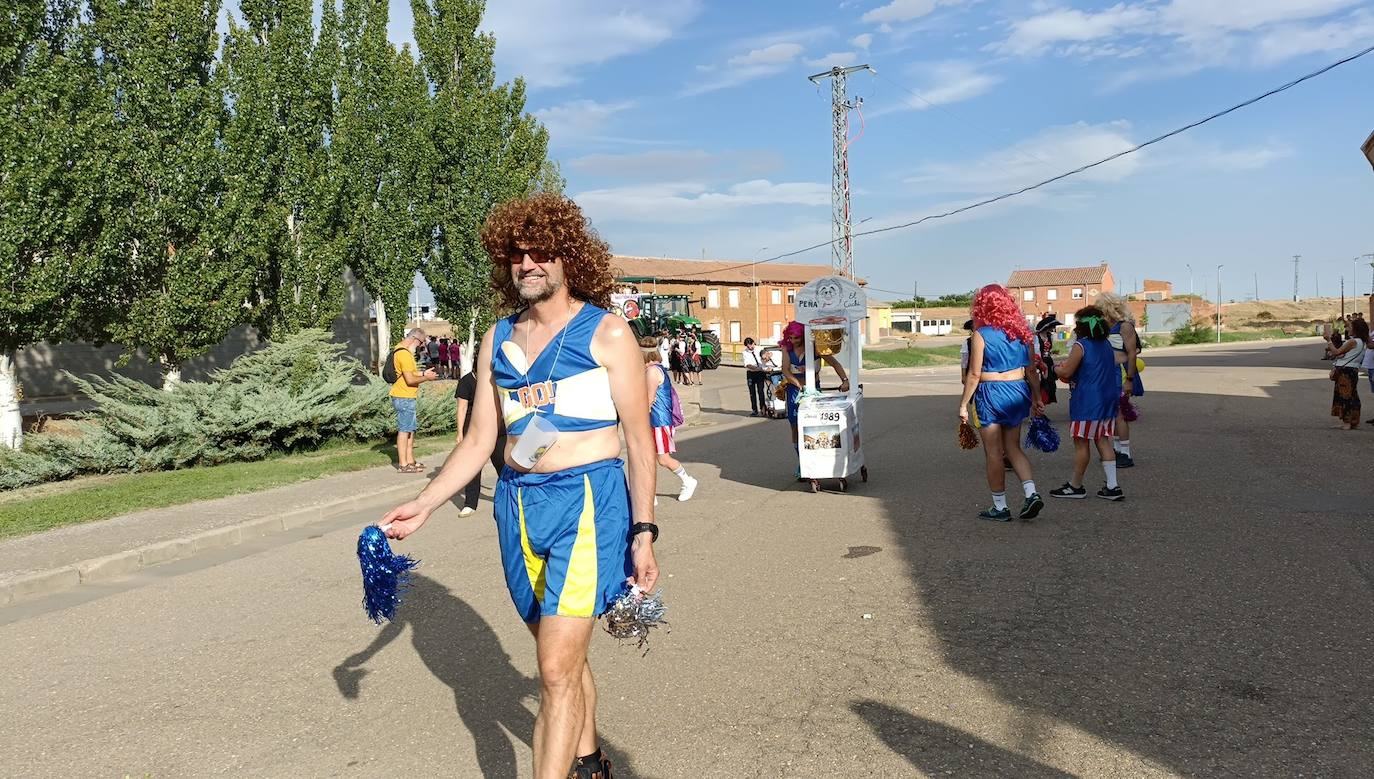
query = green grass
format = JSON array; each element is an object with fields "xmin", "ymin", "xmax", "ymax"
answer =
[
  {"xmin": 862, "ymin": 345, "xmax": 964, "ymax": 368},
  {"xmin": 0, "ymin": 435, "xmax": 457, "ymax": 540}
]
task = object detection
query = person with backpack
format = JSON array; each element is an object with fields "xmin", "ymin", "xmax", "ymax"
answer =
[
  {"xmin": 384, "ymin": 328, "xmax": 439, "ymax": 473},
  {"xmin": 645, "ymin": 347, "xmax": 697, "ymax": 501}
]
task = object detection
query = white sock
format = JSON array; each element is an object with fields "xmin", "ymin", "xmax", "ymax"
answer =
[
  {"xmin": 992, "ymin": 491, "xmax": 1008, "ymax": 510},
  {"xmin": 1117, "ymin": 439, "xmax": 1131, "ymax": 457},
  {"xmin": 673, "ymin": 465, "xmax": 690, "ymax": 482},
  {"xmin": 1103, "ymin": 462, "xmax": 1119, "ymax": 489},
  {"xmin": 1112, "ymin": 437, "xmax": 1123, "ymax": 453},
  {"xmin": 1022, "ymin": 480, "xmax": 1037, "ymax": 498}
]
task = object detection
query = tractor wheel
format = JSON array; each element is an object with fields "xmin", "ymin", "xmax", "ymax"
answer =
[{"xmin": 699, "ymin": 331, "xmax": 723, "ymax": 369}]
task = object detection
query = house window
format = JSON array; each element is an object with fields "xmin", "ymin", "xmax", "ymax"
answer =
[
  {"xmin": 771, "ymin": 288, "xmax": 782, "ymax": 305},
  {"xmin": 771, "ymin": 321, "xmax": 782, "ymax": 341},
  {"xmin": 727, "ymin": 288, "xmax": 740, "ymax": 308},
  {"xmin": 1046, "ymin": 289, "xmax": 1058, "ymax": 301},
  {"xmin": 1072, "ymin": 287, "xmax": 1084, "ymax": 300},
  {"xmin": 729, "ymin": 321, "xmax": 742, "ymax": 343},
  {"xmin": 707, "ymin": 288, "xmax": 719, "ymax": 308},
  {"xmin": 1022, "ymin": 289, "xmax": 1035, "ymax": 301},
  {"xmin": 708, "ymin": 322, "xmax": 722, "ymax": 337},
  {"xmin": 786, "ymin": 289, "xmax": 796, "ymax": 304}
]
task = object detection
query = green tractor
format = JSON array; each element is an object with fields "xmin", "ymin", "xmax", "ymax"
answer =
[{"xmin": 621, "ymin": 294, "xmax": 722, "ymax": 369}]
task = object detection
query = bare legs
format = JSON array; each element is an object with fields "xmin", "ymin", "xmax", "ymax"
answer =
[
  {"xmin": 395, "ymin": 430, "xmax": 414, "ymax": 469},
  {"xmin": 977, "ymin": 423, "xmax": 1033, "ymax": 491},
  {"xmin": 527, "ymin": 617, "xmax": 597, "ymax": 779},
  {"xmin": 1070, "ymin": 436, "xmax": 1116, "ymax": 487}
]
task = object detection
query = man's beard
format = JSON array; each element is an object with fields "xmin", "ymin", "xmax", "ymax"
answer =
[{"xmin": 516, "ymin": 272, "xmax": 563, "ymax": 303}]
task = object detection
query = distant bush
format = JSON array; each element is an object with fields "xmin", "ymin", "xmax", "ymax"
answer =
[
  {"xmin": 0, "ymin": 330, "xmax": 454, "ymax": 491},
  {"xmin": 1255, "ymin": 310, "xmax": 1274, "ymax": 320},
  {"xmin": 1171, "ymin": 323, "xmax": 1215, "ymax": 344}
]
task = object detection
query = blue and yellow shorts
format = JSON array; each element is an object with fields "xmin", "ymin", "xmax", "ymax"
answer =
[{"xmin": 493, "ymin": 459, "xmax": 633, "ymax": 623}]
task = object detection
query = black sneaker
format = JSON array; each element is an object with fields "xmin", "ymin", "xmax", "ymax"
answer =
[
  {"xmin": 978, "ymin": 507, "xmax": 1012, "ymax": 522},
  {"xmin": 1097, "ymin": 485, "xmax": 1125, "ymax": 501},
  {"xmin": 1049, "ymin": 483, "xmax": 1087, "ymax": 499},
  {"xmin": 1019, "ymin": 493, "xmax": 1045, "ymax": 519},
  {"xmin": 1115, "ymin": 452, "xmax": 1135, "ymax": 468}
]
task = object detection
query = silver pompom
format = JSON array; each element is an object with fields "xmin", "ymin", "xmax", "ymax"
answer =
[{"xmin": 602, "ymin": 584, "xmax": 669, "ymax": 655}]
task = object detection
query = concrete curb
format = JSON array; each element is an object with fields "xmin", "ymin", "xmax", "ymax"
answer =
[{"xmin": 0, "ymin": 480, "xmax": 420, "ymax": 607}]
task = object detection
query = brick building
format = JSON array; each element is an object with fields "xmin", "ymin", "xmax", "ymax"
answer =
[
  {"xmin": 613, "ymin": 256, "xmax": 862, "ymax": 349},
  {"xmin": 1006, "ymin": 263, "xmax": 1115, "ymax": 325}
]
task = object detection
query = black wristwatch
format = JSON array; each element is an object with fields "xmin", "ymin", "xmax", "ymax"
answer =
[{"xmin": 629, "ymin": 522, "xmax": 659, "ymax": 543}]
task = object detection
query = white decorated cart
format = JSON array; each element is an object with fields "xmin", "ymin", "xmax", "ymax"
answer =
[{"xmin": 794, "ymin": 276, "xmax": 868, "ymax": 493}]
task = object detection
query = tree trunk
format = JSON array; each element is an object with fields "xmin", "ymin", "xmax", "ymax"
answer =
[
  {"xmin": 161, "ymin": 360, "xmax": 183, "ymax": 392},
  {"xmin": 462, "ymin": 306, "xmax": 478, "ymax": 376},
  {"xmin": 374, "ymin": 297, "xmax": 390, "ymax": 374},
  {"xmin": 0, "ymin": 350, "xmax": 22, "ymax": 449}
]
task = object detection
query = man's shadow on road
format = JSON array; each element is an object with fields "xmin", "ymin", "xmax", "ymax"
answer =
[{"xmin": 333, "ymin": 574, "xmax": 636, "ymax": 778}]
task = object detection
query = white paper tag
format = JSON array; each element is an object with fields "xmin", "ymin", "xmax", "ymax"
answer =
[{"xmin": 510, "ymin": 413, "xmax": 561, "ymax": 469}]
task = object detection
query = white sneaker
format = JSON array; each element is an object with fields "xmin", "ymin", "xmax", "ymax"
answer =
[
  {"xmin": 654, "ymin": 496, "xmax": 659, "ymax": 506},
  {"xmin": 458, "ymin": 507, "xmax": 476, "ymax": 517},
  {"xmin": 678, "ymin": 475, "xmax": 698, "ymax": 502}
]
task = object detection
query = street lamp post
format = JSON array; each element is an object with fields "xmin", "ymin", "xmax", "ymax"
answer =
[
  {"xmin": 1185, "ymin": 263, "xmax": 1193, "ymax": 298},
  {"xmin": 752, "ymin": 246, "xmax": 768, "ymax": 344},
  {"xmin": 1216, "ymin": 265, "xmax": 1223, "ymax": 343}
]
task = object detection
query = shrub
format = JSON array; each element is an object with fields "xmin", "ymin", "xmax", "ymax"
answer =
[
  {"xmin": 1256, "ymin": 310, "xmax": 1274, "ymax": 321},
  {"xmin": 1171, "ymin": 322, "xmax": 1215, "ymax": 344},
  {"xmin": 0, "ymin": 330, "xmax": 455, "ymax": 491}
]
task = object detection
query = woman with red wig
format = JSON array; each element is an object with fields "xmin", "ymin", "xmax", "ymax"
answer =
[
  {"xmin": 781, "ymin": 320, "xmax": 849, "ymax": 477},
  {"xmin": 957, "ymin": 285, "xmax": 1045, "ymax": 521}
]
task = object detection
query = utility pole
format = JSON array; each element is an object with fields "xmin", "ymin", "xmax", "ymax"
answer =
[
  {"xmin": 1292, "ymin": 255, "xmax": 1300, "ymax": 302},
  {"xmin": 1216, "ymin": 265, "xmax": 1223, "ymax": 343},
  {"xmin": 1254, "ymin": 273, "xmax": 1259, "ymax": 302},
  {"xmin": 808, "ymin": 64, "xmax": 873, "ymax": 279},
  {"xmin": 1341, "ymin": 276, "xmax": 1345, "ymax": 318},
  {"xmin": 1186, "ymin": 263, "xmax": 1193, "ymax": 297}
]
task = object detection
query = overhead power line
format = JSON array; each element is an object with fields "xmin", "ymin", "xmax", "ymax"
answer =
[{"xmin": 668, "ymin": 43, "xmax": 1374, "ymax": 281}]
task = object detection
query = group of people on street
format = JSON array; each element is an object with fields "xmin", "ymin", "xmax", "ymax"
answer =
[
  {"xmin": 421, "ymin": 335, "xmax": 462, "ymax": 379},
  {"xmin": 1326, "ymin": 312, "xmax": 1371, "ymax": 429},
  {"xmin": 662, "ymin": 329, "xmax": 703, "ymax": 385},
  {"xmin": 959, "ymin": 285, "xmax": 1142, "ymax": 521}
]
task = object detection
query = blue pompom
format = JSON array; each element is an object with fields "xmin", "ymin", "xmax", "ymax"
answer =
[
  {"xmin": 356, "ymin": 525, "xmax": 419, "ymax": 623},
  {"xmin": 1025, "ymin": 415, "xmax": 1060, "ymax": 453}
]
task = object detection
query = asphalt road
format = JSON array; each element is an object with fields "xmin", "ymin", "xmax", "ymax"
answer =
[{"xmin": 2, "ymin": 338, "xmax": 1371, "ymax": 778}]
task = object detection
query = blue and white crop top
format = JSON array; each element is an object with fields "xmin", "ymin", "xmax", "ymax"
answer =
[{"xmin": 491, "ymin": 303, "xmax": 618, "ymax": 435}]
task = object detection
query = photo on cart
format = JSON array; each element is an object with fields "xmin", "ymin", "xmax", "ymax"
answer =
[{"xmin": 803, "ymin": 425, "xmax": 842, "ymax": 450}]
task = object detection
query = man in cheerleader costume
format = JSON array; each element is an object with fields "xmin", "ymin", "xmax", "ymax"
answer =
[{"xmin": 380, "ymin": 194, "xmax": 659, "ymax": 779}]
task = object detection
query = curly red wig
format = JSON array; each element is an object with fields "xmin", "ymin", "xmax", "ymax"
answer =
[
  {"xmin": 480, "ymin": 193, "xmax": 615, "ymax": 310},
  {"xmin": 971, "ymin": 284, "xmax": 1032, "ymax": 345}
]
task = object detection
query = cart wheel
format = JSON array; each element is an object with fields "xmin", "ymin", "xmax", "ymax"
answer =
[
  {"xmin": 860, "ymin": 466, "xmax": 868, "ymax": 483},
  {"xmin": 838, "ymin": 478, "xmax": 848, "ymax": 492},
  {"xmin": 810, "ymin": 479, "xmax": 820, "ymax": 493}
]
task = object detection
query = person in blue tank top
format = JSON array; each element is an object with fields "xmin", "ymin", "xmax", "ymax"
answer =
[
  {"xmin": 643, "ymin": 347, "xmax": 697, "ymax": 502},
  {"xmin": 957, "ymin": 285, "xmax": 1046, "ymax": 521},
  {"xmin": 377, "ymin": 194, "xmax": 657, "ymax": 779},
  {"xmin": 1050, "ymin": 305, "xmax": 1125, "ymax": 502}
]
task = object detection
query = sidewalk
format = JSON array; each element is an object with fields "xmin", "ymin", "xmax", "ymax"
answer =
[{"xmin": 0, "ymin": 411, "xmax": 744, "ymax": 608}]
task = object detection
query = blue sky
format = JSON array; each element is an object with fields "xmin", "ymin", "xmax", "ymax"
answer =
[{"xmin": 372, "ymin": 0, "xmax": 1374, "ymax": 303}]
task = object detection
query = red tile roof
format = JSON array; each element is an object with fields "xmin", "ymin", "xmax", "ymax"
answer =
[
  {"xmin": 1006, "ymin": 263, "xmax": 1110, "ymax": 288},
  {"xmin": 613, "ymin": 256, "xmax": 863, "ymax": 286}
]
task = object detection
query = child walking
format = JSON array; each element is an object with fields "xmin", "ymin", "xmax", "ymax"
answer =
[
  {"xmin": 645, "ymin": 349, "xmax": 697, "ymax": 502},
  {"xmin": 1051, "ymin": 306, "xmax": 1125, "ymax": 501}
]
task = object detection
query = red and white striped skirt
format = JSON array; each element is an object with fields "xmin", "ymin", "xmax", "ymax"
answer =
[
  {"xmin": 1069, "ymin": 418, "xmax": 1116, "ymax": 440},
  {"xmin": 653, "ymin": 425, "xmax": 677, "ymax": 454}
]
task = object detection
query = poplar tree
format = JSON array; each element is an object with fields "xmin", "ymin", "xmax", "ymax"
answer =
[
  {"xmin": 88, "ymin": 0, "xmax": 253, "ymax": 389},
  {"xmin": 0, "ymin": 0, "xmax": 106, "ymax": 447},
  {"xmin": 220, "ymin": 0, "xmax": 345, "ymax": 339},
  {"xmin": 409, "ymin": 0, "xmax": 550, "ymax": 369},
  {"xmin": 330, "ymin": 0, "xmax": 433, "ymax": 363}
]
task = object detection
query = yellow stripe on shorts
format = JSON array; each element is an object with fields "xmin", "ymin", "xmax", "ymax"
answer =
[
  {"xmin": 517, "ymin": 488, "xmax": 547, "ymax": 603},
  {"xmin": 557, "ymin": 475, "xmax": 599, "ymax": 618}
]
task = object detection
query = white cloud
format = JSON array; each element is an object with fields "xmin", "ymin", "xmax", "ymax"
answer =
[
  {"xmin": 862, "ymin": 0, "xmax": 964, "ymax": 25},
  {"xmin": 729, "ymin": 42, "xmax": 805, "ymax": 67},
  {"xmin": 534, "ymin": 100, "xmax": 636, "ymax": 141},
  {"xmin": 482, "ymin": 1, "xmax": 701, "ymax": 89},
  {"xmin": 852, "ymin": 33, "xmax": 874, "ymax": 49},
  {"xmin": 684, "ymin": 41, "xmax": 807, "ymax": 95},
  {"xmin": 907, "ymin": 121, "xmax": 1143, "ymax": 195},
  {"xmin": 805, "ymin": 51, "xmax": 860, "ymax": 68},
  {"xmin": 575, "ymin": 179, "xmax": 829, "ymax": 222},
  {"xmin": 998, "ymin": 4, "xmax": 1153, "ymax": 57},
  {"xmin": 567, "ymin": 149, "xmax": 786, "ymax": 180},
  {"xmin": 1197, "ymin": 144, "xmax": 1293, "ymax": 172},
  {"xmin": 996, "ymin": 0, "xmax": 1367, "ymax": 66},
  {"xmin": 1252, "ymin": 9, "xmax": 1374, "ymax": 64},
  {"xmin": 870, "ymin": 61, "xmax": 1001, "ymax": 117}
]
